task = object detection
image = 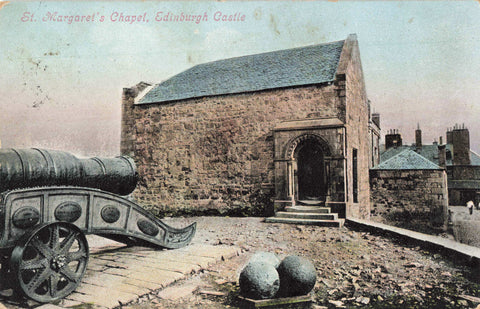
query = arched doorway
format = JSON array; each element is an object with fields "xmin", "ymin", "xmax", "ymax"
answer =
[{"xmin": 294, "ymin": 139, "xmax": 327, "ymax": 201}]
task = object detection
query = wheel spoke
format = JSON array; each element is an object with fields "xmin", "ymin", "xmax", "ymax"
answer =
[
  {"xmin": 59, "ymin": 231, "xmax": 77, "ymax": 255},
  {"xmin": 13, "ymin": 223, "xmax": 89, "ymax": 302},
  {"xmin": 67, "ymin": 250, "xmax": 87, "ymax": 262},
  {"xmin": 31, "ymin": 237, "xmax": 54, "ymax": 259},
  {"xmin": 27, "ymin": 267, "xmax": 51, "ymax": 292},
  {"xmin": 59, "ymin": 266, "xmax": 78, "ymax": 283},
  {"xmin": 20, "ymin": 258, "xmax": 48, "ymax": 271},
  {"xmin": 49, "ymin": 224, "xmax": 60, "ymax": 250},
  {"xmin": 49, "ymin": 273, "xmax": 60, "ymax": 298}
]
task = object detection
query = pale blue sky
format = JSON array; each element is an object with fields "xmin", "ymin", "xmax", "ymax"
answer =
[{"xmin": 1, "ymin": 1, "xmax": 479, "ymax": 156}]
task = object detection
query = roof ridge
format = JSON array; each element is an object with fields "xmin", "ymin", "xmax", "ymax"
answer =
[
  {"xmin": 407, "ymin": 149, "xmax": 442, "ymax": 167},
  {"xmin": 191, "ymin": 39, "xmax": 346, "ymax": 68},
  {"xmin": 377, "ymin": 148, "xmax": 410, "ymax": 167},
  {"xmin": 137, "ymin": 38, "xmax": 347, "ymax": 105},
  {"xmin": 148, "ymin": 40, "xmax": 347, "ymax": 88},
  {"xmin": 470, "ymin": 149, "xmax": 480, "ymax": 157},
  {"xmin": 376, "ymin": 149, "xmax": 441, "ymax": 170}
]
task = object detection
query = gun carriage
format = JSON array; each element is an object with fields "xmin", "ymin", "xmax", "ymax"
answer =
[{"xmin": 0, "ymin": 148, "xmax": 196, "ymax": 303}]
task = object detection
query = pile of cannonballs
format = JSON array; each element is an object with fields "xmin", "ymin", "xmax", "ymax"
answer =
[{"xmin": 239, "ymin": 251, "xmax": 316, "ymax": 300}]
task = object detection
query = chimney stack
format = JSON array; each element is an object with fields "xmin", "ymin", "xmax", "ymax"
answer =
[
  {"xmin": 385, "ymin": 129, "xmax": 403, "ymax": 150},
  {"xmin": 451, "ymin": 123, "xmax": 471, "ymax": 165},
  {"xmin": 415, "ymin": 123, "xmax": 422, "ymax": 150},
  {"xmin": 446, "ymin": 127, "xmax": 453, "ymax": 144},
  {"xmin": 438, "ymin": 144, "xmax": 446, "ymax": 168}
]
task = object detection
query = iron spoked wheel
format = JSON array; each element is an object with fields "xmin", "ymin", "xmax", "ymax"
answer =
[{"xmin": 10, "ymin": 222, "xmax": 89, "ymax": 303}]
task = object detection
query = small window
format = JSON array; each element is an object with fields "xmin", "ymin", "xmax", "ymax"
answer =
[
  {"xmin": 353, "ymin": 148, "xmax": 358, "ymax": 203},
  {"xmin": 446, "ymin": 149, "xmax": 452, "ymax": 160}
]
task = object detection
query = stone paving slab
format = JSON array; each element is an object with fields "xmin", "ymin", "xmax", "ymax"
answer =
[
  {"xmin": 57, "ymin": 244, "xmax": 240, "ymax": 308},
  {"xmin": 157, "ymin": 284, "xmax": 199, "ymax": 300}
]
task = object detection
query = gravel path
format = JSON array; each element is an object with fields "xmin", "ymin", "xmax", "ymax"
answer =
[{"xmin": 124, "ymin": 217, "xmax": 480, "ymax": 309}]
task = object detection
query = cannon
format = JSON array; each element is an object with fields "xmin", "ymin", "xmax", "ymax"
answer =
[{"xmin": 0, "ymin": 149, "xmax": 196, "ymax": 303}]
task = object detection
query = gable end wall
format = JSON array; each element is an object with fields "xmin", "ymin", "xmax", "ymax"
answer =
[{"xmin": 338, "ymin": 35, "xmax": 371, "ymax": 219}]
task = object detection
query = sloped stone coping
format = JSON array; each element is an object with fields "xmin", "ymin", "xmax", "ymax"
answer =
[{"xmin": 346, "ymin": 218, "xmax": 480, "ymax": 268}]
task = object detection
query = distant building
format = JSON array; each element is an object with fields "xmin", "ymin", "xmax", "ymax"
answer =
[
  {"xmin": 379, "ymin": 124, "xmax": 480, "ymax": 206},
  {"xmin": 370, "ymin": 123, "xmax": 480, "ymax": 232},
  {"xmin": 370, "ymin": 147, "xmax": 448, "ymax": 231},
  {"xmin": 121, "ymin": 34, "xmax": 378, "ymax": 219}
]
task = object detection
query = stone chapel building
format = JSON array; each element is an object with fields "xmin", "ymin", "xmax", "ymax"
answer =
[{"xmin": 121, "ymin": 34, "xmax": 378, "ymax": 219}]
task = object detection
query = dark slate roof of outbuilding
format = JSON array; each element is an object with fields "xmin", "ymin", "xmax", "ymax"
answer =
[
  {"xmin": 380, "ymin": 144, "xmax": 480, "ymax": 166},
  {"xmin": 138, "ymin": 40, "xmax": 345, "ymax": 104},
  {"xmin": 380, "ymin": 146, "xmax": 410, "ymax": 163},
  {"xmin": 374, "ymin": 149, "xmax": 442, "ymax": 170},
  {"xmin": 381, "ymin": 144, "xmax": 453, "ymax": 166}
]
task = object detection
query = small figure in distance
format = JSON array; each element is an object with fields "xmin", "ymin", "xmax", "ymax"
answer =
[{"xmin": 467, "ymin": 200, "xmax": 474, "ymax": 215}]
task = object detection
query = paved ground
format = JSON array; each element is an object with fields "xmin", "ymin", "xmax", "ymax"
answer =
[
  {"xmin": 0, "ymin": 226, "xmax": 240, "ymax": 309},
  {"xmin": 61, "ymin": 243, "xmax": 240, "ymax": 308},
  {"xmin": 1, "ymin": 216, "xmax": 480, "ymax": 309}
]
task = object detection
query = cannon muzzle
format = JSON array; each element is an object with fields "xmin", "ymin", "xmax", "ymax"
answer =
[{"xmin": 0, "ymin": 148, "xmax": 137, "ymax": 195}]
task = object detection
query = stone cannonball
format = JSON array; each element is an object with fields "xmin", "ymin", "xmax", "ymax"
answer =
[
  {"xmin": 277, "ymin": 255, "xmax": 316, "ymax": 297},
  {"xmin": 239, "ymin": 261, "xmax": 280, "ymax": 300},
  {"xmin": 248, "ymin": 251, "xmax": 281, "ymax": 269}
]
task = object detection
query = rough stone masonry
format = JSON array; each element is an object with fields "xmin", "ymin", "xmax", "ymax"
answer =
[{"xmin": 121, "ymin": 34, "xmax": 376, "ymax": 219}]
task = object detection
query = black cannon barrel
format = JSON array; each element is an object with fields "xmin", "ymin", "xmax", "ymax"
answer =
[{"xmin": 0, "ymin": 148, "xmax": 137, "ymax": 195}]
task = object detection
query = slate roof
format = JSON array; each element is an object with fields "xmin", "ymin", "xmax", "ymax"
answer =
[
  {"xmin": 138, "ymin": 40, "xmax": 345, "ymax": 104},
  {"xmin": 381, "ymin": 145, "xmax": 451, "ymax": 165},
  {"xmin": 470, "ymin": 150, "xmax": 480, "ymax": 165},
  {"xmin": 380, "ymin": 146, "xmax": 410, "ymax": 163},
  {"xmin": 380, "ymin": 144, "xmax": 480, "ymax": 166},
  {"xmin": 374, "ymin": 149, "xmax": 442, "ymax": 170}
]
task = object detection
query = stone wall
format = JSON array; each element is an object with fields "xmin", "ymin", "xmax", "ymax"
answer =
[
  {"xmin": 338, "ymin": 35, "xmax": 371, "ymax": 219},
  {"xmin": 121, "ymin": 82, "xmax": 151, "ymax": 158},
  {"xmin": 369, "ymin": 125, "xmax": 380, "ymax": 168},
  {"xmin": 447, "ymin": 165, "xmax": 480, "ymax": 206},
  {"xmin": 370, "ymin": 169, "xmax": 448, "ymax": 232},
  {"xmin": 122, "ymin": 84, "xmax": 340, "ymax": 216},
  {"xmin": 449, "ymin": 165, "xmax": 480, "ymax": 180}
]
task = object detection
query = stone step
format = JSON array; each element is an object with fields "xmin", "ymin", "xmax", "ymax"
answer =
[
  {"xmin": 275, "ymin": 211, "xmax": 338, "ymax": 220},
  {"xmin": 264, "ymin": 217, "xmax": 345, "ymax": 227},
  {"xmin": 297, "ymin": 200, "xmax": 326, "ymax": 206},
  {"xmin": 285, "ymin": 206, "xmax": 331, "ymax": 213}
]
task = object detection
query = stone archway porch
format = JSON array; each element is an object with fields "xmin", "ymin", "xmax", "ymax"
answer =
[{"xmin": 267, "ymin": 118, "xmax": 347, "ymax": 226}]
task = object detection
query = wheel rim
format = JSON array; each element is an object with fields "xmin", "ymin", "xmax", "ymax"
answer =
[{"xmin": 11, "ymin": 222, "xmax": 89, "ymax": 303}]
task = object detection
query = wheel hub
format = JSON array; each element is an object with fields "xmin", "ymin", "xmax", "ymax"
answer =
[{"xmin": 50, "ymin": 255, "xmax": 67, "ymax": 272}]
